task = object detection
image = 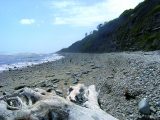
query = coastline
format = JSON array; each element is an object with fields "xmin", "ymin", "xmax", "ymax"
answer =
[
  {"xmin": 0, "ymin": 51, "xmax": 160, "ymax": 119},
  {"xmin": 0, "ymin": 53, "xmax": 64, "ymax": 72}
]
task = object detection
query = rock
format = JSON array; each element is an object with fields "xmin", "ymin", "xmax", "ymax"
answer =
[
  {"xmin": 76, "ymin": 73, "xmax": 82, "ymax": 77},
  {"xmin": 107, "ymin": 75, "xmax": 114, "ymax": 79},
  {"xmin": 66, "ymin": 72, "xmax": 71, "ymax": 75},
  {"xmin": 45, "ymin": 74, "xmax": 55, "ymax": 78},
  {"xmin": 156, "ymin": 101, "xmax": 160, "ymax": 107},
  {"xmin": 53, "ymin": 84, "xmax": 58, "ymax": 88},
  {"xmin": 14, "ymin": 66, "xmax": 17, "ymax": 69},
  {"xmin": 55, "ymin": 89, "xmax": 63, "ymax": 96},
  {"xmin": 138, "ymin": 98, "xmax": 151, "ymax": 115},
  {"xmin": 8, "ymin": 68, "xmax": 12, "ymax": 71},
  {"xmin": 82, "ymin": 71, "xmax": 89, "ymax": 74},
  {"xmin": 150, "ymin": 106, "xmax": 156, "ymax": 113},
  {"xmin": 91, "ymin": 66, "xmax": 97, "ymax": 69},
  {"xmin": 156, "ymin": 111, "xmax": 160, "ymax": 117},
  {"xmin": 3, "ymin": 92, "xmax": 10, "ymax": 96},
  {"xmin": 40, "ymin": 82, "xmax": 47, "ymax": 87},
  {"xmin": 72, "ymin": 72, "xmax": 82, "ymax": 78},
  {"xmin": 72, "ymin": 79, "xmax": 78, "ymax": 84},
  {"xmin": 91, "ymin": 64, "xmax": 100, "ymax": 69},
  {"xmin": 14, "ymin": 85, "xmax": 28, "ymax": 90},
  {"xmin": 64, "ymin": 81, "xmax": 68, "ymax": 85},
  {"xmin": 90, "ymin": 64, "xmax": 95, "ymax": 67},
  {"xmin": 46, "ymin": 88, "xmax": 54, "ymax": 93},
  {"xmin": 51, "ymin": 79, "xmax": 60, "ymax": 84},
  {"xmin": 0, "ymin": 85, "xmax": 4, "ymax": 88},
  {"xmin": 124, "ymin": 88, "xmax": 136, "ymax": 100}
]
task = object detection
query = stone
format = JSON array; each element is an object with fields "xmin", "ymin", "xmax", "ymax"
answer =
[
  {"xmin": 2, "ymin": 92, "xmax": 10, "ymax": 96},
  {"xmin": 76, "ymin": 73, "xmax": 82, "ymax": 77},
  {"xmin": 53, "ymin": 84, "xmax": 58, "ymax": 88},
  {"xmin": 82, "ymin": 71, "xmax": 89, "ymax": 74},
  {"xmin": 14, "ymin": 85, "xmax": 28, "ymax": 90},
  {"xmin": 90, "ymin": 64, "xmax": 95, "ymax": 67},
  {"xmin": 156, "ymin": 111, "xmax": 160, "ymax": 116},
  {"xmin": 91, "ymin": 66, "xmax": 97, "ymax": 69},
  {"xmin": 64, "ymin": 81, "xmax": 68, "ymax": 85},
  {"xmin": 45, "ymin": 74, "xmax": 55, "ymax": 78},
  {"xmin": 66, "ymin": 72, "xmax": 71, "ymax": 75},
  {"xmin": 8, "ymin": 68, "xmax": 12, "ymax": 71},
  {"xmin": 150, "ymin": 106, "xmax": 156, "ymax": 113},
  {"xmin": 107, "ymin": 75, "xmax": 114, "ymax": 79},
  {"xmin": 156, "ymin": 101, "xmax": 160, "ymax": 107},
  {"xmin": 72, "ymin": 79, "xmax": 78, "ymax": 84},
  {"xmin": 40, "ymin": 82, "xmax": 47, "ymax": 87},
  {"xmin": 51, "ymin": 79, "xmax": 60, "ymax": 84},
  {"xmin": 138, "ymin": 98, "xmax": 151, "ymax": 115},
  {"xmin": 55, "ymin": 89, "xmax": 63, "ymax": 95}
]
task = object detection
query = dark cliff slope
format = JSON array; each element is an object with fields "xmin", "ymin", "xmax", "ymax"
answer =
[{"xmin": 60, "ymin": 0, "xmax": 160, "ymax": 53}]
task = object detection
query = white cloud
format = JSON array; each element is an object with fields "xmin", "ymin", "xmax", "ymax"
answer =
[
  {"xmin": 106, "ymin": 0, "xmax": 143, "ymax": 13},
  {"xmin": 20, "ymin": 18, "xmax": 35, "ymax": 25},
  {"xmin": 51, "ymin": 0, "xmax": 143, "ymax": 27},
  {"xmin": 51, "ymin": 1, "xmax": 76, "ymax": 8}
]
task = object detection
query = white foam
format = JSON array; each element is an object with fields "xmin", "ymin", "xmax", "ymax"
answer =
[{"xmin": 0, "ymin": 53, "xmax": 64, "ymax": 72}]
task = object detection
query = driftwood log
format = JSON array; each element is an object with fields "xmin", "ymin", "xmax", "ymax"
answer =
[{"xmin": 0, "ymin": 84, "xmax": 118, "ymax": 120}]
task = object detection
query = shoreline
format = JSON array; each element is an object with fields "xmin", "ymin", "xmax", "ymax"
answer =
[
  {"xmin": 0, "ymin": 51, "xmax": 160, "ymax": 119},
  {"xmin": 0, "ymin": 53, "xmax": 64, "ymax": 73}
]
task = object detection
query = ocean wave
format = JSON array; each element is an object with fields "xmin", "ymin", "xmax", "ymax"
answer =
[{"xmin": 0, "ymin": 53, "xmax": 64, "ymax": 72}]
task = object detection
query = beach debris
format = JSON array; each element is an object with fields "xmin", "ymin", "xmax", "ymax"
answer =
[{"xmin": 0, "ymin": 84, "xmax": 118, "ymax": 120}]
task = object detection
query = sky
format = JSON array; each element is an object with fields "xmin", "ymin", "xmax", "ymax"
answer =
[{"xmin": 0, "ymin": 0, "xmax": 144, "ymax": 54}]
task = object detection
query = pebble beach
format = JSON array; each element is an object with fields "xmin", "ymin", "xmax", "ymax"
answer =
[{"xmin": 0, "ymin": 51, "xmax": 160, "ymax": 120}]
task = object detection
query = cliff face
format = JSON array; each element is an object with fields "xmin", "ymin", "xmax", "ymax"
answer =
[{"xmin": 60, "ymin": 0, "xmax": 160, "ymax": 53}]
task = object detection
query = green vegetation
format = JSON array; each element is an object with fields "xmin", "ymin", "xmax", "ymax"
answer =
[
  {"xmin": 121, "ymin": 9, "xmax": 133, "ymax": 17},
  {"xmin": 150, "ymin": 5, "xmax": 160, "ymax": 15},
  {"xmin": 60, "ymin": 0, "xmax": 160, "ymax": 53}
]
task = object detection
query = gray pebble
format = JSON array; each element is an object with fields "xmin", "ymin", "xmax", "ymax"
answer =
[{"xmin": 138, "ymin": 98, "xmax": 150, "ymax": 115}]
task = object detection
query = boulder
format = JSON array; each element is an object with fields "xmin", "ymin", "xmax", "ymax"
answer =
[{"xmin": 138, "ymin": 98, "xmax": 151, "ymax": 115}]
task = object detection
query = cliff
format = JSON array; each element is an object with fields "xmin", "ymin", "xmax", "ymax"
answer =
[{"xmin": 60, "ymin": 0, "xmax": 160, "ymax": 53}]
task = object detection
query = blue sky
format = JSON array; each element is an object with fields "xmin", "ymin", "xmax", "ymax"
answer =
[{"xmin": 0, "ymin": 0, "xmax": 143, "ymax": 54}]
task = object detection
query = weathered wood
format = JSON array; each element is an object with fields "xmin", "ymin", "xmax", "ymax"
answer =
[{"xmin": 0, "ymin": 84, "xmax": 118, "ymax": 120}]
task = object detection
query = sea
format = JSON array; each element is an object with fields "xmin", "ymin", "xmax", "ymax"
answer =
[{"xmin": 0, "ymin": 53, "xmax": 64, "ymax": 72}]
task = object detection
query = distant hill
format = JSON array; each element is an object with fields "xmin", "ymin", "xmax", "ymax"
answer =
[{"xmin": 60, "ymin": 0, "xmax": 160, "ymax": 53}]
